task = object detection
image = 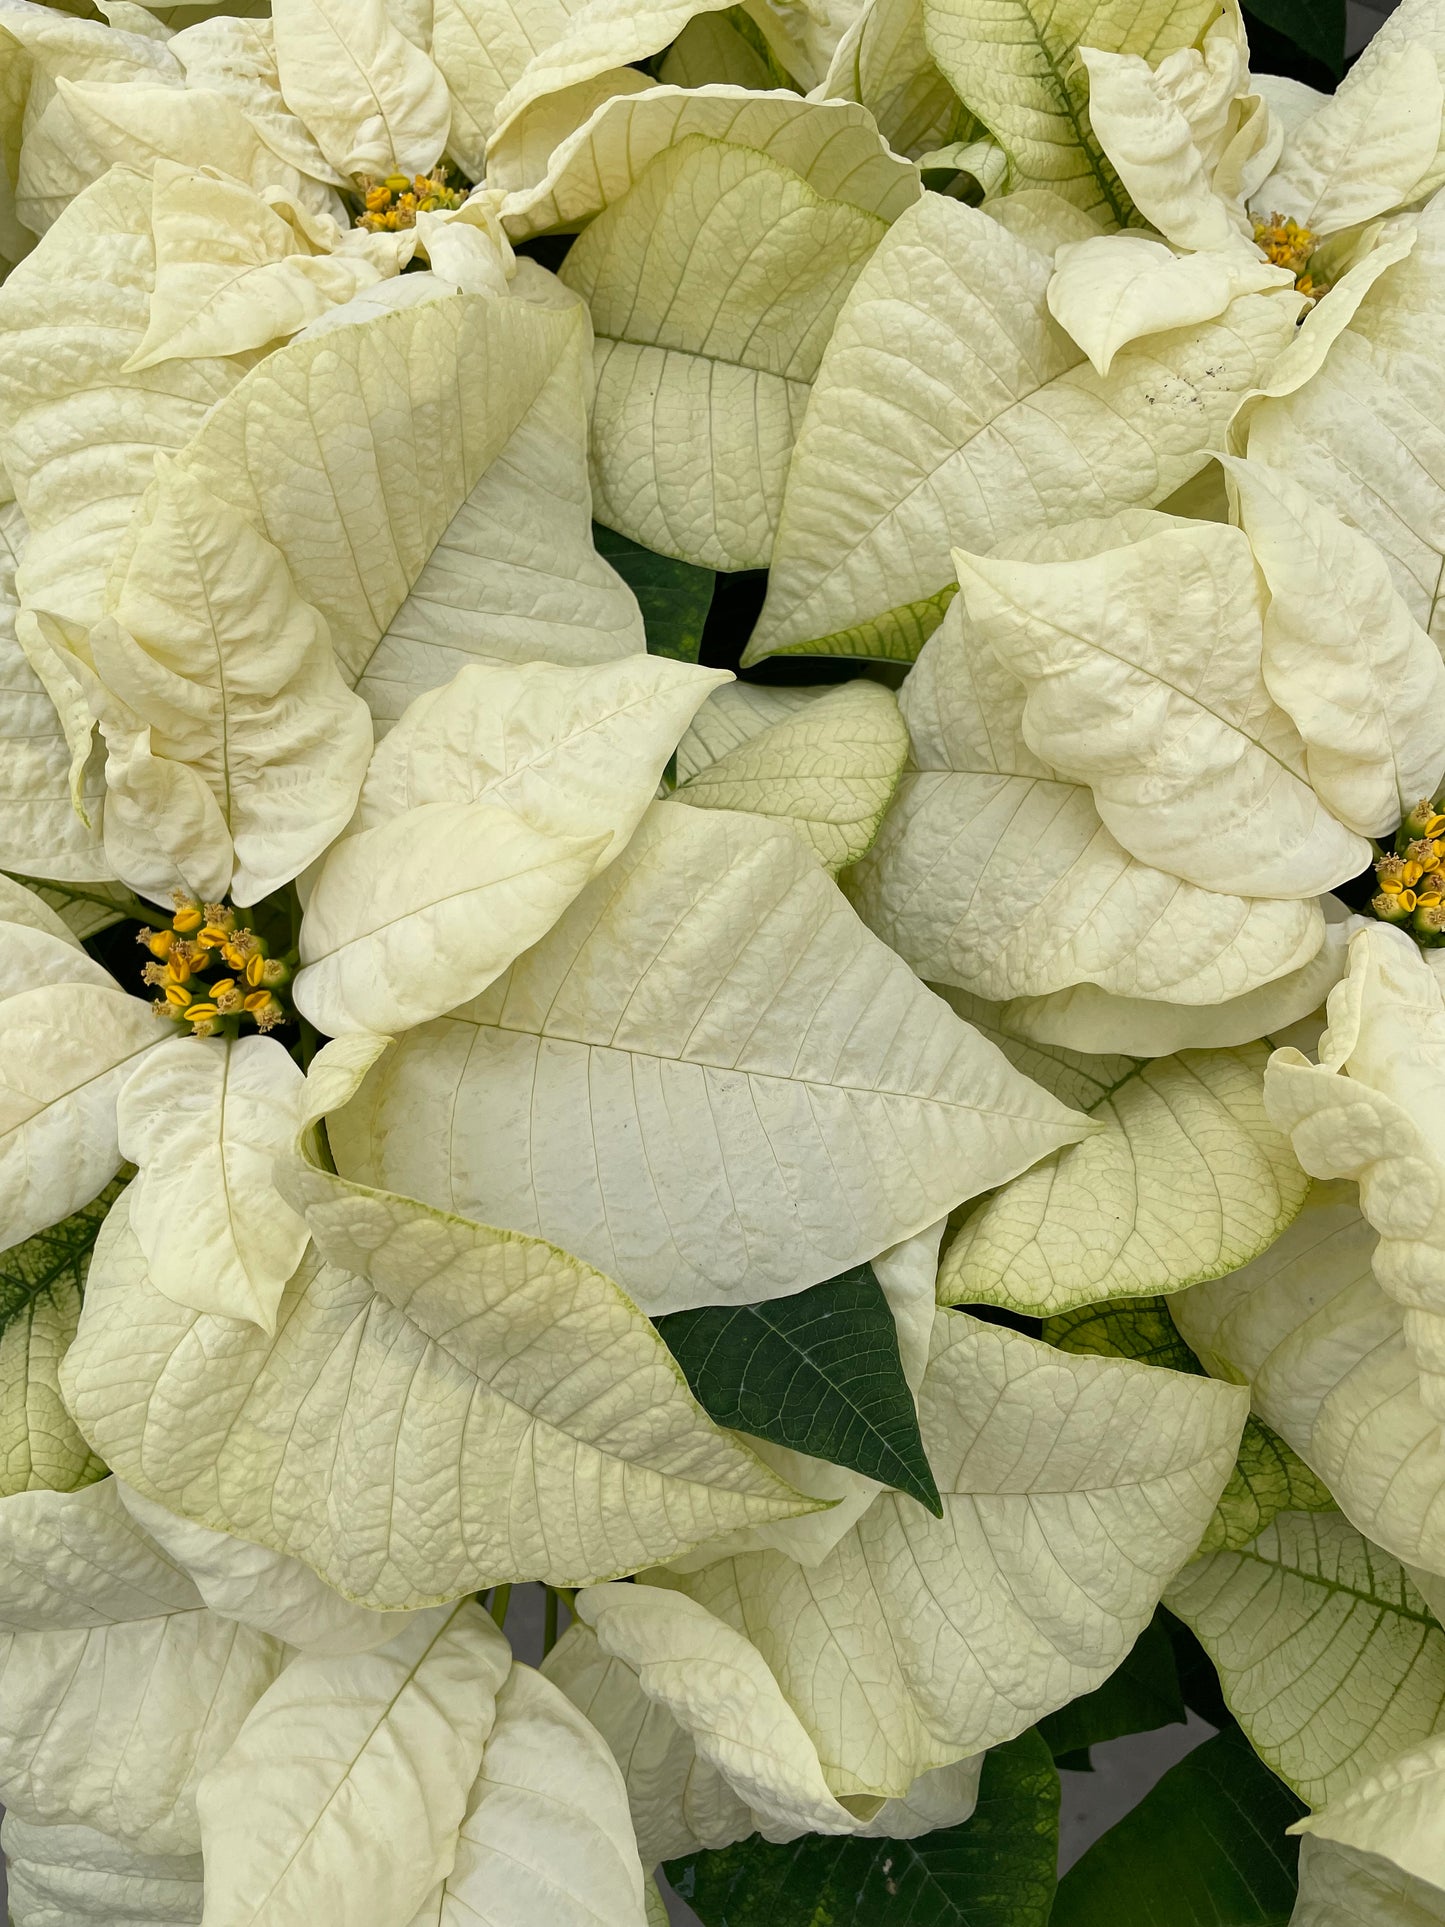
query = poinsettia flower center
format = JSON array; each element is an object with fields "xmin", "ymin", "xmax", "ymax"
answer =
[
  {"xmin": 354, "ymin": 167, "xmax": 467, "ymax": 233},
  {"xmin": 138, "ymin": 895, "xmax": 294, "ymax": 1037},
  {"xmin": 1371, "ymin": 801, "xmax": 1445, "ymax": 942},
  {"xmin": 1252, "ymin": 210, "xmax": 1327, "ymax": 299}
]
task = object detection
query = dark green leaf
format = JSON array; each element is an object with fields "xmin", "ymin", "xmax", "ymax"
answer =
[
  {"xmin": 656, "ymin": 1263, "xmax": 940, "ymax": 1513},
  {"xmin": 665, "ymin": 1728, "xmax": 1059, "ymax": 1927},
  {"xmin": 1244, "ymin": 0, "xmax": 1346, "ymax": 80},
  {"xmin": 1051, "ymin": 1726, "xmax": 1306, "ymax": 1927},
  {"xmin": 0, "ymin": 1179, "xmax": 125, "ymax": 1338},
  {"xmin": 1040, "ymin": 1612, "xmax": 1185, "ymax": 1759},
  {"xmin": 1043, "ymin": 1295, "xmax": 1198, "ymax": 1373},
  {"xmin": 592, "ymin": 523, "xmax": 715, "ymax": 662},
  {"xmin": 721, "ymin": 5, "xmax": 800, "ymax": 88},
  {"xmin": 1162, "ymin": 1609, "xmax": 1236, "ymax": 1731},
  {"xmin": 1200, "ymin": 1416, "xmax": 1337, "ymax": 1554}
]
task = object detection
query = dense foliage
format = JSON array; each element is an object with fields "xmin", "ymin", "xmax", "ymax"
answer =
[{"xmin": 0, "ymin": 0, "xmax": 1443, "ymax": 1922}]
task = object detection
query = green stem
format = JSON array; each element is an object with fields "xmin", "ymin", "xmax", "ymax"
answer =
[
  {"xmin": 309, "ymin": 1117, "xmax": 338, "ymax": 1176},
  {"xmin": 487, "ymin": 1584, "xmax": 512, "ymax": 1629},
  {"xmin": 296, "ymin": 1015, "xmax": 321, "ymax": 1074},
  {"xmin": 543, "ymin": 1586, "xmax": 560, "ymax": 1656}
]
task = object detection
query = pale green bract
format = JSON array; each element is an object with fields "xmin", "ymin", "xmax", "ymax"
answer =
[
  {"xmin": 936, "ymin": 995, "xmax": 1309, "ymax": 1316},
  {"xmin": 1, "ymin": 0, "xmax": 1445, "ymax": 1918},
  {"xmin": 1167, "ymin": 1510, "xmax": 1445, "ymax": 1806},
  {"xmin": 673, "ymin": 677, "xmax": 909, "ymax": 872}
]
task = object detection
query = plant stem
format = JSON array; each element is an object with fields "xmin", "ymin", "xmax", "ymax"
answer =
[
  {"xmin": 543, "ymin": 1586, "xmax": 560, "ymax": 1656},
  {"xmin": 296, "ymin": 1014, "xmax": 321, "ymax": 1073},
  {"xmin": 487, "ymin": 1584, "xmax": 512, "ymax": 1629}
]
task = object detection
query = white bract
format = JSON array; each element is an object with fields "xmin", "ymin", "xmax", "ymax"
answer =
[
  {"xmin": 1045, "ymin": 1, "xmax": 1445, "ymax": 373},
  {"xmin": 1, "ymin": 0, "xmax": 1445, "ymax": 1919}
]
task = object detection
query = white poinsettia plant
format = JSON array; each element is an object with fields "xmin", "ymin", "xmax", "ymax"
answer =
[{"xmin": 3, "ymin": 0, "xmax": 1445, "ymax": 1922}]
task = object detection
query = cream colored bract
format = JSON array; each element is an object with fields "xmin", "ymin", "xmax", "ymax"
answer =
[{"xmin": 2, "ymin": 0, "xmax": 1445, "ymax": 1918}]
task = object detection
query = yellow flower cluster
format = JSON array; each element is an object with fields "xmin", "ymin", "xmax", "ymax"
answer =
[
  {"xmin": 1253, "ymin": 211, "xmax": 1326, "ymax": 299},
  {"xmin": 355, "ymin": 169, "xmax": 465, "ymax": 232},
  {"xmin": 138, "ymin": 894, "xmax": 292, "ymax": 1037},
  {"xmin": 1371, "ymin": 798, "xmax": 1445, "ymax": 944}
]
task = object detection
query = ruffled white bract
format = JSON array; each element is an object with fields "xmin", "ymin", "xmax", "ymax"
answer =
[{"xmin": 0, "ymin": 0, "xmax": 1444, "ymax": 1920}]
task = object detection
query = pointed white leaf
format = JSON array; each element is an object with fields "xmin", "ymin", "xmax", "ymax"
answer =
[
  {"xmin": 577, "ymin": 1583, "xmax": 890, "ymax": 1832},
  {"xmin": 940, "ymin": 1033, "xmax": 1309, "ymax": 1316},
  {"xmin": 674, "ymin": 678, "xmax": 820, "ymax": 782},
  {"xmin": 745, "ymin": 193, "xmax": 1298, "ymax": 663},
  {"xmin": 168, "ymin": 10, "xmax": 347, "ymax": 184},
  {"xmin": 352, "ymin": 654, "xmax": 728, "ymax": 855},
  {"xmin": 0, "ymin": 167, "xmax": 251, "ymax": 644},
  {"xmin": 953, "ymin": 515, "xmax": 1369, "ymax": 897},
  {"xmin": 171, "ymin": 291, "xmax": 645, "ymax": 727},
  {"xmin": 488, "ymin": 0, "xmax": 733, "ymax": 155},
  {"xmin": 0, "ymin": 981, "xmax": 160, "ymax": 1257},
  {"xmin": 196, "ymin": 1603, "xmax": 509, "ymax": 1927},
  {"xmin": 116, "ymin": 1036, "xmax": 307, "ymax": 1333},
  {"xmin": 1245, "ymin": 189, "xmax": 1445, "ymax": 650},
  {"xmin": 0, "ymin": 502, "xmax": 108, "ymax": 881},
  {"xmin": 1167, "ymin": 1510, "xmax": 1445, "ymax": 1806},
  {"xmin": 675, "ymin": 677, "xmax": 908, "ymax": 873},
  {"xmin": 62, "ymin": 1180, "xmax": 815, "ymax": 1608},
  {"xmin": 666, "ymin": 1310, "xmax": 1248, "ymax": 1795},
  {"xmin": 815, "ymin": 0, "xmax": 964, "ymax": 161},
  {"xmin": 559, "ymin": 135, "xmax": 889, "ymax": 571},
  {"xmin": 98, "ymin": 462, "xmax": 372, "ymax": 904},
  {"xmin": 401, "ymin": 1664, "xmax": 648, "ymax": 1927},
  {"xmin": 55, "ymin": 76, "xmax": 341, "ymax": 219},
  {"xmin": 431, "ymin": 0, "xmax": 597, "ymax": 177},
  {"xmin": 0, "ymin": 2, "xmax": 180, "ymax": 237},
  {"xmin": 271, "ymin": 0, "xmax": 451, "ymax": 178},
  {"xmin": 1265, "ymin": 926, "xmax": 1445, "ymax": 1427},
  {"xmin": 128, "ymin": 165, "xmax": 397, "ymax": 370},
  {"xmin": 1260, "ymin": 43, "xmax": 1443, "ymax": 237},
  {"xmin": 846, "ymin": 592, "xmax": 1327, "ymax": 1005},
  {"xmin": 328, "ymin": 800, "xmax": 1091, "ymax": 1314},
  {"xmin": 293, "ymin": 801, "xmax": 606, "ymax": 1037},
  {"xmin": 0, "ymin": 1480, "xmax": 199, "ymax": 1632},
  {"xmin": 1226, "ymin": 458, "xmax": 1445, "ymax": 836},
  {"xmin": 0, "ymin": 1486, "xmax": 285, "ymax": 1853},
  {"xmin": 1173, "ymin": 1180, "xmax": 1445, "ymax": 1584}
]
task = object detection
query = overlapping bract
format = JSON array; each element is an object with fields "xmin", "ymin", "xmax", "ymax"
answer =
[{"xmin": 1, "ymin": 0, "xmax": 1445, "ymax": 1920}]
